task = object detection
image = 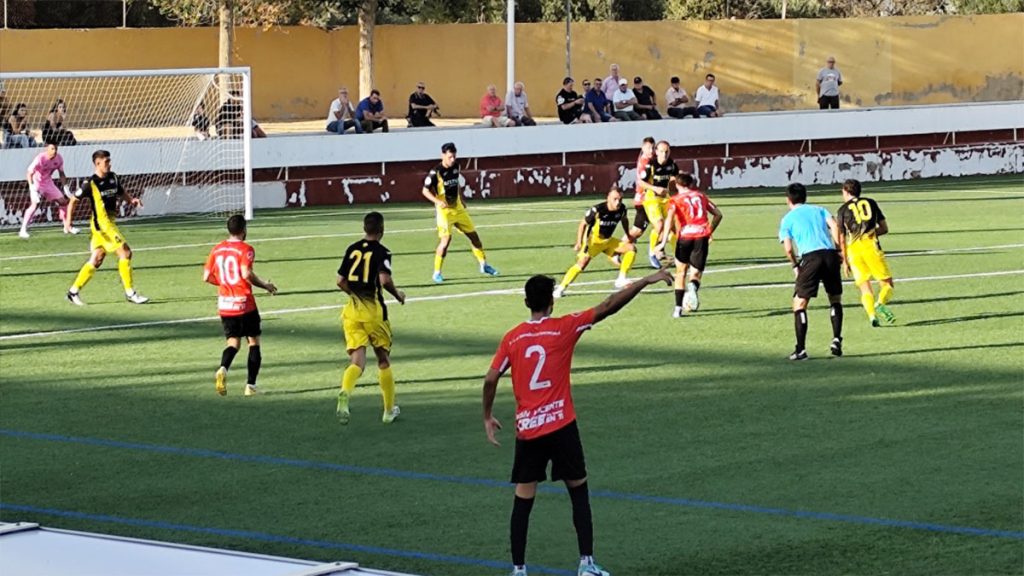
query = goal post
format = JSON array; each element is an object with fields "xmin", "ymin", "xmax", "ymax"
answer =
[{"xmin": 0, "ymin": 67, "xmax": 253, "ymax": 229}]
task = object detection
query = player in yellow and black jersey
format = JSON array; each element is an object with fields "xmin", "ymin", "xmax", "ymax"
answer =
[
  {"xmin": 836, "ymin": 179, "xmax": 895, "ymax": 326},
  {"xmin": 637, "ymin": 140, "xmax": 681, "ymax": 268},
  {"xmin": 336, "ymin": 212, "xmax": 406, "ymax": 424},
  {"xmin": 421, "ymin": 142, "xmax": 498, "ymax": 283},
  {"xmin": 553, "ymin": 186, "xmax": 636, "ymax": 298},
  {"xmin": 65, "ymin": 150, "xmax": 149, "ymax": 305}
]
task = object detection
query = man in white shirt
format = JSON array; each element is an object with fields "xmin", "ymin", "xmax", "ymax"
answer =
[
  {"xmin": 612, "ymin": 78, "xmax": 643, "ymax": 121},
  {"xmin": 665, "ymin": 76, "xmax": 696, "ymax": 119},
  {"xmin": 602, "ymin": 63, "xmax": 623, "ymax": 101},
  {"xmin": 506, "ymin": 81, "xmax": 536, "ymax": 126},
  {"xmin": 816, "ymin": 57, "xmax": 843, "ymax": 109},
  {"xmin": 326, "ymin": 88, "xmax": 363, "ymax": 134},
  {"xmin": 694, "ymin": 74, "xmax": 721, "ymax": 118}
]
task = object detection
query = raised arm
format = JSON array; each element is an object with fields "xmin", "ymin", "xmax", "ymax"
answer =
[{"xmin": 592, "ymin": 267, "xmax": 672, "ymax": 323}]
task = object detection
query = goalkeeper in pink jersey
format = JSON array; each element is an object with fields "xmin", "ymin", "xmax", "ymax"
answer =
[{"xmin": 20, "ymin": 142, "xmax": 79, "ymax": 239}]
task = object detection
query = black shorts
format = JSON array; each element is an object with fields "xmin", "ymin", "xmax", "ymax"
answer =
[
  {"xmin": 794, "ymin": 250, "xmax": 843, "ymax": 299},
  {"xmin": 631, "ymin": 205, "xmax": 648, "ymax": 232},
  {"xmin": 675, "ymin": 237, "xmax": 710, "ymax": 271},
  {"xmin": 221, "ymin": 310, "xmax": 262, "ymax": 339},
  {"xmin": 510, "ymin": 420, "xmax": 587, "ymax": 484}
]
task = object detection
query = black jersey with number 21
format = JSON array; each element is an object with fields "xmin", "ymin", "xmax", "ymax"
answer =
[{"xmin": 338, "ymin": 239, "xmax": 393, "ymax": 319}]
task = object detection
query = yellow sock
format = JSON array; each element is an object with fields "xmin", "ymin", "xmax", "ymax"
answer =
[
  {"xmin": 560, "ymin": 264, "xmax": 583, "ymax": 289},
  {"xmin": 620, "ymin": 251, "xmax": 636, "ymax": 275},
  {"xmin": 878, "ymin": 284, "xmax": 894, "ymax": 305},
  {"xmin": 71, "ymin": 262, "xmax": 97, "ymax": 292},
  {"xmin": 471, "ymin": 247, "xmax": 486, "ymax": 264},
  {"xmin": 118, "ymin": 258, "xmax": 134, "ymax": 293},
  {"xmin": 861, "ymin": 292, "xmax": 876, "ymax": 320},
  {"xmin": 341, "ymin": 364, "xmax": 362, "ymax": 395},
  {"xmin": 433, "ymin": 254, "xmax": 444, "ymax": 273},
  {"xmin": 668, "ymin": 232, "xmax": 677, "ymax": 246},
  {"xmin": 649, "ymin": 230, "xmax": 660, "ymax": 254},
  {"xmin": 378, "ymin": 366, "xmax": 396, "ymax": 412}
]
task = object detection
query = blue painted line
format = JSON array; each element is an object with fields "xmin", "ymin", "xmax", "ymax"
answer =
[
  {"xmin": 2, "ymin": 503, "xmax": 574, "ymax": 576},
  {"xmin": 3, "ymin": 428, "xmax": 1022, "ymax": 540}
]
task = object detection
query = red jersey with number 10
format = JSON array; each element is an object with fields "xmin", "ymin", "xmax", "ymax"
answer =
[
  {"xmin": 670, "ymin": 188, "xmax": 717, "ymax": 239},
  {"xmin": 204, "ymin": 239, "xmax": 257, "ymax": 317},
  {"xmin": 490, "ymin": 308, "xmax": 596, "ymax": 440}
]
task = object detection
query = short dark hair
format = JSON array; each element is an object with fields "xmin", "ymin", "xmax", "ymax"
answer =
[
  {"xmin": 562, "ymin": 76, "xmax": 574, "ymax": 85},
  {"xmin": 670, "ymin": 76, "xmax": 680, "ymax": 84},
  {"xmin": 370, "ymin": 89, "xmax": 381, "ymax": 97},
  {"xmin": 706, "ymin": 74, "xmax": 716, "ymax": 80},
  {"xmin": 787, "ymin": 183, "xmax": 808, "ymax": 204},
  {"xmin": 441, "ymin": 142, "xmax": 457, "ymax": 153},
  {"xmin": 678, "ymin": 173, "xmax": 695, "ymax": 188},
  {"xmin": 364, "ymin": 211, "xmax": 384, "ymax": 235},
  {"xmin": 227, "ymin": 214, "xmax": 247, "ymax": 236},
  {"xmin": 642, "ymin": 136, "xmax": 655, "ymax": 145},
  {"xmin": 92, "ymin": 149, "xmax": 110, "ymax": 162},
  {"xmin": 524, "ymin": 275, "xmax": 555, "ymax": 313},
  {"xmin": 843, "ymin": 179, "xmax": 862, "ymax": 198}
]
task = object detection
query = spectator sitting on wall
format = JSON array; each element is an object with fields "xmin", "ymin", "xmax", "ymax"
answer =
[
  {"xmin": 584, "ymin": 77, "xmax": 615, "ymax": 123},
  {"xmin": 407, "ymin": 82, "xmax": 439, "ymax": 127},
  {"xmin": 192, "ymin": 102, "xmax": 211, "ymax": 140},
  {"xmin": 602, "ymin": 63, "xmax": 623, "ymax": 101},
  {"xmin": 694, "ymin": 74, "xmax": 722, "ymax": 118},
  {"xmin": 612, "ymin": 79, "xmax": 643, "ymax": 121},
  {"xmin": 356, "ymin": 89, "xmax": 389, "ymax": 133},
  {"xmin": 215, "ymin": 94, "xmax": 244, "ymax": 139},
  {"xmin": 817, "ymin": 56, "xmax": 843, "ymax": 110},
  {"xmin": 632, "ymin": 77, "xmax": 661, "ymax": 120},
  {"xmin": 665, "ymin": 76, "xmax": 697, "ymax": 119},
  {"xmin": 506, "ymin": 82, "xmax": 536, "ymax": 127},
  {"xmin": 43, "ymin": 98, "xmax": 77, "ymax": 146},
  {"xmin": 556, "ymin": 77, "xmax": 592, "ymax": 125},
  {"xmin": 480, "ymin": 84, "xmax": 516, "ymax": 128},
  {"xmin": 327, "ymin": 88, "xmax": 363, "ymax": 134},
  {"xmin": 251, "ymin": 119, "xmax": 267, "ymax": 138},
  {"xmin": 5, "ymin": 103, "xmax": 37, "ymax": 148}
]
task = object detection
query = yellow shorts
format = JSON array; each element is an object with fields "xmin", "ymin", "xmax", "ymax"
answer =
[
  {"xmin": 642, "ymin": 197, "xmax": 668, "ymax": 224},
  {"xmin": 580, "ymin": 235, "xmax": 621, "ymax": 259},
  {"xmin": 847, "ymin": 239, "xmax": 892, "ymax": 285},
  {"xmin": 342, "ymin": 315, "xmax": 392, "ymax": 352},
  {"xmin": 436, "ymin": 207, "xmax": 476, "ymax": 238},
  {"xmin": 90, "ymin": 224, "xmax": 126, "ymax": 253}
]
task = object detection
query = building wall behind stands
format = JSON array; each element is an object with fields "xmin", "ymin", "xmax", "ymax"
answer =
[{"xmin": 1, "ymin": 14, "xmax": 1021, "ymax": 121}]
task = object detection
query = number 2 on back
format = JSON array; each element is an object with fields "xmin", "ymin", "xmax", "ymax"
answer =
[
  {"xmin": 525, "ymin": 345, "xmax": 552, "ymax": 390},
  {"xmin": 347, "ymin": 251, "xmax": 372, "ymax": 283}
]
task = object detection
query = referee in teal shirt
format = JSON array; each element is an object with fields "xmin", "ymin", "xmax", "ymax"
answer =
[{"xmin": 779, "ymin": 183, "xmax": 844, "ymax": 360}]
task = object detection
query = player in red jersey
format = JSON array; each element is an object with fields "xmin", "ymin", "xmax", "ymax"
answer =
[
  {"xmin": 623, "ymin": 136, "xmax": 655, "ymax": 246},
  {"xmin": 482, "ymin": 267, "xmax": 672, "ymax": 576},
  {"xmin": 203, "ymin": 215, "xmax": 278, "ymax": 396},
  {"xmin": 657, "ymin": 173, "xmax": 723, "ymax": 317}
]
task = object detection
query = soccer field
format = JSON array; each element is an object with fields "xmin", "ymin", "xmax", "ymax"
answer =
[{"xmin": 1, "ymin": 175, "xmax": 1022, "ymax": 576}]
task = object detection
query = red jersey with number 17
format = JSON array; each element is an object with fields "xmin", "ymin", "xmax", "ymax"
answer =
[
  {"xmin": 490, "ymin": 308, "xmax": 597, "ymax": 440},
  {"xmin": 670, "ymin": 188, "xmax": 717, "ymax": 239},
  {"xmin": 204, "ymin": 239, "xmax": 257, "ymax": 317}
]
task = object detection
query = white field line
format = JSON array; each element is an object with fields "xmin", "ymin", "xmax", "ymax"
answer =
[{"xmin": 2, "ymin": 242, "xmax": 1022, "ymax": 342}]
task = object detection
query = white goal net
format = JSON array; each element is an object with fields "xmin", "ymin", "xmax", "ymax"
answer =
[{"xmin": 0, "ymin": 67, "xmax": 252, "ymax": 230}]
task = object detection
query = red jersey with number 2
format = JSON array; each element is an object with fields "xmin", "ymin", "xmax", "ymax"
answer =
[
  {"xmin": 491, "ymin": 308, "xmax": 596, "ymax": 440},
  {"xmin": 670, "ymin": 189, "xmax": 717, "ymax": 239},
  {"xmin": 204, "ymin": 240, "xmax": 256, "ymax": 317}
]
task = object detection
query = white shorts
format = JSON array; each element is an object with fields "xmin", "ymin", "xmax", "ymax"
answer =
[
  {"xmin": 481, "ymin": 115, "xmax": 514, "ymax": 127},
  {"xmin": 30, "ymin": 180, "xmax": 65, "ymax": 203}
]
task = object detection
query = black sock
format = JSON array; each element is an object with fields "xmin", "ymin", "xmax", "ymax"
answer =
[
  {"xmin": 794, "ymin": 310, "xmax": 808, "ymax": 351},
  {"xmin": 567, "ymin": 482, "xmax": 594, "ymax": 557},
  {"xmin": 510, "ymin": 495, "xmax": 534, "ymax": 567},
  {"xmin": 247, "ymin": 345, "xmax": 262, "ymax": 385},
  {"xmin": 690, "ymin": 279, "xmax": 700, "ymax": 291},
  {"xmin": 830, "ymin": 303, "xmax": 843, "ymax": 339},
  {"xmin": 220, "ymin": 346, "xmax": 239, "ymax": 370},
  {"xmin": 674, "ymin": 289, "xmax": 685, "ymax": 306}
]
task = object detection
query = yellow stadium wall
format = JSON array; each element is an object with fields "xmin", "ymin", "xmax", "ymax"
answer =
[{"xmin": 1, "ymin": 14, "xmax": 1020, "ymax": 121}]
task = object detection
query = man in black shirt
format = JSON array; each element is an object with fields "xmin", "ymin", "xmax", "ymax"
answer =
[
  {"xmin": 555, "ymin": 77, "xmax": 593, "ymax": 125},
  {"xmin": 633, "ymin": 77, "xmax": 661, "ymax": 120},
  {"xmin": 407, "ymin": 82, "xmax": 439, "ymax": 128}
]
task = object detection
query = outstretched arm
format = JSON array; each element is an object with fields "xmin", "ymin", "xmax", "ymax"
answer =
[{"xmin": 593, "ymin": 267, "xmax": 672, "ymax": 323}]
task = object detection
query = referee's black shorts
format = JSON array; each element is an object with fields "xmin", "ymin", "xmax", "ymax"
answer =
[
  {"xmin": 221, "ymin": 309, "xmax": 262, "ymax": 339},
  {"xmin": 794, "ymin": 249, "xmax": 843, "ymax": 299},
  {"xmin": 510, "ymin": 420, "xmax": 587, "ymax": 484}
]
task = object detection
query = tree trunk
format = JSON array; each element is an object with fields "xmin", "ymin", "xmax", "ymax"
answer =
[
  {"xmin": 359, "ymin": 0, "xmax": 377, "ymax": 100},
  {"xmin": 218, "ymin": 0, "xmax": 233, "ymax": 104}
]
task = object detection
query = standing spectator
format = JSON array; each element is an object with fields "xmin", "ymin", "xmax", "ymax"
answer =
[
  {"xmin": 192, "ymin": 102, "xmax": 211, "ymax": 140},
  {"xmin": 694, "ymin": 74, "xmax": 722, "ymax": 118},
  {"xmin": 665, "ymin": 76, "xmax": 697, "ymax": 119},
  {"xmin": 480, "ymin": 85, "xmax": 516, "ymax": 128},
  {"xmin": 602, "ymin": 63, "xmax": 623, "ymax": 101},
  {"xmin": 5, "ymin": 103, "xmax": 36, "ymax": 148},
  {"xmin": 817, "ymin": 56, "xmax": 843, "ymax": 110},
  {"xmin": 584, "ymin": 77, "xmax": 615, "ymax": 123},
  {"xmin": 555, "ymin": 77, "xmax": 592, "ymax": 125},
  {"xmin": 506, "ymin": 82, "xmax": 536, "ymax": 127},
  {"xmin": 407, "ymin": 82, "xmax": 439, "ymax": 127},
  {"xmin": 326, "ymin": 88, "xmax": 363, "ymax": 134},
  {"xmin": 356, "ymin": 89, "xmax": 389, "ymax": 133},
  {"xmin": 612, "ymin": 79, "xmax": 643, "ymax": 121},
  {"xmin": 632, "ymin": 77, "xmax": 661, "ymax": 120},
  {"xmin": 43, "ymin": 99, "xmax": 77, "ymax": 146}
]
